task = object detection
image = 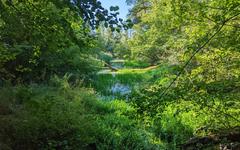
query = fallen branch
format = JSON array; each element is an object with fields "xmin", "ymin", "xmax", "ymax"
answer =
[
  {"xmin": 180, "ymin": 126, "xmax": 240, "ymax": 150},
  {"xmin": 103, "ymin": 62, "xmax": 118, "ymax": 71}
]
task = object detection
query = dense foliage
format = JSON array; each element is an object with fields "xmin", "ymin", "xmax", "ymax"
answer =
[
  {"xmin": 0, "ymin": 0, "xmax": 239, "ymax": 149},
  {"xmin": 126, "ymin": 0, "xmax": 240, "ymax": 148},
  {"xmin": 0, "ymin": 76, "xmax": 162, "ymax": 149},
  {"xmin": 0, "ymin": 0, "xmax": 132, "ymax": 83}
]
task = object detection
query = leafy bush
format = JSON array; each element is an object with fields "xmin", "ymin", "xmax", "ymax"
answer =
[{"xmin": 0, "ymin": 83, "xmax": 99, "ymax": 149}]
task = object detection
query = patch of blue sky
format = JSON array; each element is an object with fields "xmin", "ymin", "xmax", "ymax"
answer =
[{"xmin": 99, "ymin": 0, "xmax": 131, "ymax": 20}]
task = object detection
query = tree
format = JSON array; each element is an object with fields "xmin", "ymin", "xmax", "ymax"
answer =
[
  {"xmin": 129, "ymin": 0, "xmax": 240, "ymax": 130},
  {"xmin": 126, "ymin": 0, "xmax": 151, "ymax": 24},
  {"xmin": 128, "ymin": 0, "xmax": 240, "ymax": 64},
  {"xmin": 0, "ymin": 0, "xmax": 127, "ymax": 83}
]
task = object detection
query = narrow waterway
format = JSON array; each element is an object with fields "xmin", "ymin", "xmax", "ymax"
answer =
[{"xmin": 96, "ymin": 60, "xmax": 133, "ymax": 100}]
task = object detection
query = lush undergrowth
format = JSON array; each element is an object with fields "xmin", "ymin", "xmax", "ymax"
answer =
[
  {"xmin": 128, "ymin": 61, "xmax": 240, "ymax": 149},
  {"xmin": 94, "ymin": 63, "xmax": 240, "ymax": 149},
  {"xmin": 0, "ymin": 77, "xmax": 164, "ymax": 150},
  {"xmin": 1, "ymin": 64, "xmax": 238, "ymax": 149}
]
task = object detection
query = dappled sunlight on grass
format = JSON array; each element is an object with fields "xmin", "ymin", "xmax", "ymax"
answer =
[{"xmin": 117, "ymin": 65, "xmax": 159, "ymax": 74}]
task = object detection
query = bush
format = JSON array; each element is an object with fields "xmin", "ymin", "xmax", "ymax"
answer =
[{"xmin": 0, "ymin": 84, "xmax": 99, "ymax": 149}]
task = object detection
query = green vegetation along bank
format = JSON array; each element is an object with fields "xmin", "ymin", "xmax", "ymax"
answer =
[{"xmin": 0, "ymin": 0, "xmax": 240, "ymax": 150}]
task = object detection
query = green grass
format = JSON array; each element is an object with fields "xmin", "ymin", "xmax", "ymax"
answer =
[
  {"xmin": 93, "ymin": 65, "xmax": 178, "ymax": 97},
  {"xmin": 124, "ymin": 60, "xmax": 151, "ymax": 68}
]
